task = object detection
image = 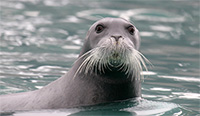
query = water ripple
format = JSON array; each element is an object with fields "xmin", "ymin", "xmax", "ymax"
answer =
[
  {"xmin": 76, "ymin": 8, "xmax": 186, "ymax": 23},
  {"xmin": 172, "ymin": 92, "xmax": 200, "ymax": 100},
  {"xmin": 150, "ymin": 25, "xmax": 174, "ymax": 32},
  {"xmin": 1, "ymin": 1, "xmax": 25, "ymax": 9},
  {"xmin": 158, "ymin": 75, "xmax": 200, "ymax": 83},
  {"xmin": 124, "ymin": 9, "xmax": 185, "ymax": 23}
]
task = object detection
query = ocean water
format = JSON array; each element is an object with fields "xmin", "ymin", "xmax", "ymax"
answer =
[{"xmin": 0, "ymin": 0, "xmax": 199, "ymax": 115}]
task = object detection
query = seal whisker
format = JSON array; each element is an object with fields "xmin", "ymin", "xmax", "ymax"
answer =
[
  {"xmin": 134, "ymin": 55, "xmax": 143, "ymax": 80},
  {"xmin": 134, "ymin": 54, "xmax": 143, "ymax": 80},
  {"xmin": 74, "ymin": 56, "xmax": 90, "ymax": 78},
  {"xmin": 74, "ymin": 49, "xmax": 93, "ymax": 65},
  {"xmin": 98, "ymin": 49, "xmax": 106, "ymax": 74},
  {"xmin": 73, "ymin": 49, "xmax": 96, "ymax": 78},
  {"xmin": 85, "ymin": 56, "xmax": 93, "ymax": 74},
  {"xmin": 130, "ymin": 49, "xmax": 150, "ymax": 81}
]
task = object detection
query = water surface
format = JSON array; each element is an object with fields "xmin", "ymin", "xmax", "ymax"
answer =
[{"xmin": 0, "ymin": 0, "xmax": 199, "ymax": 115}]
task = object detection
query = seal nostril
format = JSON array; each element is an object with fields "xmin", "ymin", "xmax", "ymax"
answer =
[{"xmin": 111, "ymin": 35, "xmax": 122, "ymax": 42}]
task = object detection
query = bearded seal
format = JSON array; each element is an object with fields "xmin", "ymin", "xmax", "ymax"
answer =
[{"xmin": 0, "ymin": 17, "xmax": 149, "ymax": 112}]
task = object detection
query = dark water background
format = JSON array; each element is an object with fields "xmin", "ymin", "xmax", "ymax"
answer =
[{"xmin": 0, "ymin": 0, "xmax": 199, "ymax": 115}]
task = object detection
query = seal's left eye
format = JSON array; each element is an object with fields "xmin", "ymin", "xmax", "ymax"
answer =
[
  {"xmin": 127, "ymin": 26, "xmax": 135, "ymax": 35},
  {"xmin": 95, "ymin": 25, "xmax": 104, "ymax": 33}
]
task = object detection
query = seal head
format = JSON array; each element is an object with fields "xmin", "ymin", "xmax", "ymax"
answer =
[{"xmin": 77, "ymin": 18, "xmax": 148, "ymax": 81}]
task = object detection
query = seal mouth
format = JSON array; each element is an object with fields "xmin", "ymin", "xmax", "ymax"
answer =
[
  {"xmin": 109, "ymin": 51, "xmax": 123, "ymax": 67},
  {"xmin": 111, "ymin": 52, "xmax": 119, "ymax": 59}
]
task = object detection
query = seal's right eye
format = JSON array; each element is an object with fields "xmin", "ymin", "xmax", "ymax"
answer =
[
  {"xmin": 127, "ymin": 25, "xmax": 135, "ymax": 35},
  {"xmin": 95, "ymin": 24, "xmax": 104, "ymax": 33}
]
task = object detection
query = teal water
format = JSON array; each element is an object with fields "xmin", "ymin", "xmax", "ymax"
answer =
[{"xmin": 0, "ymin": 0, "xmax": 199, "ymax": 115}]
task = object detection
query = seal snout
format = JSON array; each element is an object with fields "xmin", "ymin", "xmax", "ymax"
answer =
[
  {"xmin": 111, "ymin": 35, "xmax": 122, "ymax": 42},
  {"xmin": 109, "ymin": 35, "xmax": 124, "ymax": 48}
]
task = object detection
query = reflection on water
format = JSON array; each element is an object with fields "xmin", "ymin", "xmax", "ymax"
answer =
[{"xmin": 0, "ymin": 0, "xmax": 199, "ymax": 115}]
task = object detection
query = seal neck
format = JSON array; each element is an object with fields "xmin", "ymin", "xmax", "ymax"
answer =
[{"xmin": 64, "ymin": 58, "xmax": 142, "ymax": 105}]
